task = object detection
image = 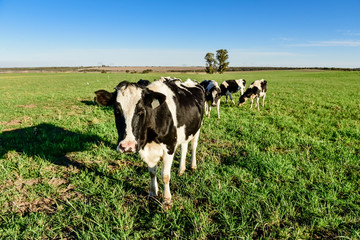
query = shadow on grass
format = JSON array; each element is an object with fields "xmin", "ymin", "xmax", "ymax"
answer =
[
  {"xmin": 0, "ymin": 123, "xmax": 145, "ymax": 195},
  {"xmin": 80, "ymin": 100, "xmax": 97, "ymax": 106}
]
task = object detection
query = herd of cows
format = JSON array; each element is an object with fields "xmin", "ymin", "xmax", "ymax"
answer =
[{"xmin": 94, "ymin": 76, "xmax": 267, "ymax": 206}]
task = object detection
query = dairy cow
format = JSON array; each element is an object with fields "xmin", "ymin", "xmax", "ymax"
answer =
[
  {"xmin": 200, "ymin": 80, "xmax": 221, "ymax": 119},
  {"xmin": 95, "ymin": 79, "xmax": 205, "ymax": 205},
  {"xmin": 238, "ymin": 79, "xmax": 267, "ymax": 110},
  {"xmin": 220, "ymin": 79, "xmax": 246, "ymax": 104}
]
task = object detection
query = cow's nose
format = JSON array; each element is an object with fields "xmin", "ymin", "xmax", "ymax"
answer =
[{"xmin": 117, "ymin": 142, "xmax": 137, "ymax": 153}]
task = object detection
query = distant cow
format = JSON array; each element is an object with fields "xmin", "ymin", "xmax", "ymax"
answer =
[
  {"xmin": 238, "ymin": 79, "xmax": 267, "ymax": 110},
  {"xmin": 200, "ymin": 80, "xmax": 221, "ymax": 119},
  {"xmin": 220, "ymin": 79, "xmax": 246, "ymax": 104},
  {"xmin": 95, "ymin": 79, "xmax": 205, "ymax": 205}
]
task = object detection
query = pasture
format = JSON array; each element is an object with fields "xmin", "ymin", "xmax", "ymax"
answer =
[{"xmin": 0, "ymin": 70, "xmax": 359, "ymax": 239}]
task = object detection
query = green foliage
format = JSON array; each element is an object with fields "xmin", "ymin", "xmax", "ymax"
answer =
[
  {"xmin": 204, "ymin": 52, "xmax": 217, "ymax": 74},
  {"xmin": 216, "ymin": 49, "xmax": 230, "ymax": 74},
  {"xmin": 142, "ymin": 69, "xmax": 153, "ymax": 74},
  {"xmin": 0, "ymin": 71, "xmax": 359, "ymax": 239}
]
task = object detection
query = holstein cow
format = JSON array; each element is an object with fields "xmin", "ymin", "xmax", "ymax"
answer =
[
  {"xmin": 95, "ymin": 79, "xmax": 205, "ymax": 205},
  {"xmin": 238, "ymin": 79, "xmax": 267, "ymax": 110},
  {"xmin": 200, "ymin": 80, "xmax": 221, "ymax": 119},
  {"xmin": 220, "ymin": 79, "xmax": 246, "ymax": 104}
]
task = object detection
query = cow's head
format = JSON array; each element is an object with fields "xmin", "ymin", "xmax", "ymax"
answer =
[
  {"xmin": 207, "ymin": 88, "xmax": 221, "ymax": 107},
  {"xmin": 238, "ymin": 86, "xmax": 259, "ymax": 106},
  {"xmin": 95, "ymin": 81, "xmax": 166, "ymax": 153},
  {"xmin": 238, "ymin": 95, "xmax": 247, "ymax": 106}
]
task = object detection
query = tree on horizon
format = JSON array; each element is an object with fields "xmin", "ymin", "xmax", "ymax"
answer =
[
  {"xmin": 204, "ymin": 52, "xmax": 217, "ymax": 74},
  {"xmin": 216, "ymin": 49, "xmax": 229, "ymax": 74}
]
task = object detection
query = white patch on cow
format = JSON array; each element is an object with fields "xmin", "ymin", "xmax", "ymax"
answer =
[
  {"xmin": 235, "ymin": 79, "xmax": 246, "ymax": 94},
  {"xmin": 147, "ymin": 81, "xmax": 178, "ymax": 127},
  {"xmin": 250, "ymin": 79, "xmax": 265, "ymax": 89},
  {"xmin": 222, "ymin": 81, "xmax": 229, "ymax": 88},
  {"xmin": 234, "ymin": 79, "xmax": 245, "ymax": 87},
  {"xmin": 175, "ymin": 79, "xmax": 199, "ymax": 95},
  {"xmin": 139, "ymin": 142, "xmax": 166, "ymax": 168},
  {"xmin": 116, "ymin": 84, "xmax": 143, "ymax": 144},
  {"xmin": 183, "ymin": 79, "xmax": 197, "ymax": 87},
  {"xmin": 151, "ymin": 98, "xmax": 160, "ymax": 109},
  {"xmin": 211, "ymin": 89, "xmax": 218, "ymax": 100},
  {"xmin": 177, "ymin": 125, "xmax": 187, "ymax": 144}
]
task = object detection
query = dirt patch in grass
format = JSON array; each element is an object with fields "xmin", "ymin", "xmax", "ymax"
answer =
[
  {"xmin": 0, "ymin": 116, "xmax": 32, "ymax": 127},
  {"xmin": 2, "ymin": 175, "xmax": 84, "ymax": 215},
  {"xmin": 14, "ymin": 104, "xmax": 36, "ymax": 108},
  {"xmin": 0, "ymin": 119, "xmax": 22, "ymax": 126}
]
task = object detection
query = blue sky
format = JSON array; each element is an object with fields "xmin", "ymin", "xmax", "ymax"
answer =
[{"xmin": 1, "ymin": 0, "xmax": 360, "ymax": 68}]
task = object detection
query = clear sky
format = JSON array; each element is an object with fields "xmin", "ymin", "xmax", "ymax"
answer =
[{"xmin": 1, "ymin": 0, "xmax": 360, "ymax": 68}]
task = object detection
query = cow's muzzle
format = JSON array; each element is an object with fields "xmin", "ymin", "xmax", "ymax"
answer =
[{"xmin": 117, "ymin": 141, "xmax": 137, "ymax": 153}]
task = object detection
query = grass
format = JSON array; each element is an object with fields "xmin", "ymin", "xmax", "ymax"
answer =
[{"xmin": 0, "ymin": 70, "xmax": 359, "ymax": 239}]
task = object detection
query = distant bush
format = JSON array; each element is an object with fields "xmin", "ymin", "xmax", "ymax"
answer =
[
  {"xmin": 101, "ymin": 70, "xmax": 107, "ymax": 74},
  {"xmin": 142, "ymin": 69, "xmax": 153, "ymax": 74}
]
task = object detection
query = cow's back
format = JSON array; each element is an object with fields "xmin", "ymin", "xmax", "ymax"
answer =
[{"xmin": 147, "ymin": 80, "xmax": 205, "ymax": 141}]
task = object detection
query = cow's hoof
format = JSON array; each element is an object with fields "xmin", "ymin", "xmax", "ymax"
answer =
[
  {"xmin": 178, "ymin": 169, "xmax": 185, "ymax": 176},
  {"xmin": 162, "ymin": 200, "xmax": 172, "ymax": 210}
]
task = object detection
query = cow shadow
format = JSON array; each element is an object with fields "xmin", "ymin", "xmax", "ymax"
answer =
[
  {"xmin": 0, "ymin": 123, "xmax": 145, "ymax": 195},
  {"xmin": 81, "ymin": 100, "xmax": 97, "ymax": 106}
]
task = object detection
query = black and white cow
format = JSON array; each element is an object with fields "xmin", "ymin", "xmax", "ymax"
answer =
[
  {"xmin": 95, "ymin": 79, "xmax": 205, "ymax": 205},
  {"xmin": 200, "ymin": 80, "xmax": 221, "ymax": 119},
  {"xmin": 220, "ymin": 79, "xmax": 246, "ymax": 104},
  {"xmin": 238, "ymin": 79, "xmax": 267, "ymax": 110}
]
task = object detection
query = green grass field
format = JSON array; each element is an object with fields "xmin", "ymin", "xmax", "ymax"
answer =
[{"xmin": 1, "ymin": 70, "xmax": 359, "ymax": 239}]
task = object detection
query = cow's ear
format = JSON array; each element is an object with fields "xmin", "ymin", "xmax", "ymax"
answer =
[
  {"xmin": 94, "ymin": 90, "xmax": 116, "ymax": 106},
  {"xmin": 143, "ymin": 91, "xmax": 166, "ymax": 109}
]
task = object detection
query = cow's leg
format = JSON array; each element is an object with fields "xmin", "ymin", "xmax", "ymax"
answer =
[
  {"xmin": 161, "ymin": 153, "xmax": 174, "ymax": 204},
  {"xmin": 241, "ymin": 88, "xmax": 244, "ymax": 96},
  {"xmin": 191, "ymin": 129, "xmax": 200, "ymax": 171},
  {"xmin": 256, "ymin": 96, "xmax": 260, "ymax": 110},
  {"xmin": 205, "ymin": 102, "xmax": 210, "ymax": 117},
  {"xmin": 225, "ymin": 92, "xmax": 229, "ymax": 102},
  {"xmin": 216, "ymin": 98, "xmax": 221, "ymax": 119},
  {"xmin": 208, "ymin": 105, "xmax": 212, "ymax": 117},
  {"xmin": 148, "ymin": 166, "xmax": 158, "ymax": 196},
  {"xmin": 229, "ymin": 92, "xmax": 235, "ymax": 105},
  {"xmin": 178, "ymin": 142, "xmax": 188, "ymax": 175},
  {"xmin": 250, "ymin": 98, "xmax": 254, "ymax": 109},
  {"xmin": 262, "ymin": 94, "xmax": 266, "ymax": 107},
  {"xmin": 140, "ymin": 143, "xmax": 162, "ymax": 197}
]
